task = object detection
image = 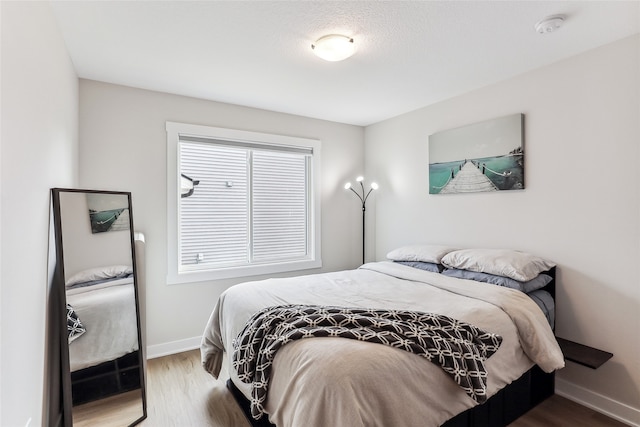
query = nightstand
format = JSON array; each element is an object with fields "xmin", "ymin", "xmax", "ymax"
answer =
[{"xmin": 556, "ymin": 337, "xmax": 613, "ymax": 369}]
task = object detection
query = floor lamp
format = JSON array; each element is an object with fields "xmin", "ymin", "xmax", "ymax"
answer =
[{"xmin": 344, "ymin": 176, "xmax": 378, "ymax": 264}]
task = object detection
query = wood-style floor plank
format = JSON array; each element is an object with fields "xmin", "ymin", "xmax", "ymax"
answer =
[
  {"xmin": 72, "ymin": 390, "xmax": 144, "ymax": 427},
  {"xmin": 508, "ymin": 393, "xmax": 628, "ymax": 427},
  {"xmin": 142, "ymin": 350, "xmax": 249, "ymax": 427},
  {"xmin": 88, "ymin": 349, "xmax": 625, "ymax": 427}
]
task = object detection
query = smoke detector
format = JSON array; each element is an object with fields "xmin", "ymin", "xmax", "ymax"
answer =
[{"xmin": 535, "ymin": 15, "xmax": 565, "ymax": 34}]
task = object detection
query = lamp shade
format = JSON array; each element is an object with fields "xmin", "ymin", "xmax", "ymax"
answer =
[{"xmin": 312, "ymin": 34, "xmax": 356, "ymax": 62}]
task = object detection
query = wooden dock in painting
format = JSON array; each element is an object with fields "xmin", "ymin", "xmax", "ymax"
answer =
[{"xmin": 439, "ymin": 161, "xmax": 498, "ymax": 193}]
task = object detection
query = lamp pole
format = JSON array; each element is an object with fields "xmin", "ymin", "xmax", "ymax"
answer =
[{"xmin": 344, "ymin": 177, "xmax": 378, "ymax": 265}]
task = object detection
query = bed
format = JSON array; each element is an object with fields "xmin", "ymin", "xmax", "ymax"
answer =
[
  {"xmin": 201, "ymin": 246, "xmax": 564, "ymax": 427},
  {"xmin": 65, "ymin": 265, "xmax": 141, "ymax": 404}
]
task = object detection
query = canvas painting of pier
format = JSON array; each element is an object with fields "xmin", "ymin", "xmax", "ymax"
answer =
[
  {"xmin": 86, "ymin": 193, "xmax": 130, "ymax": 234},
  {"xmin": 429, "ymin": 114, "xmax": 524, "ymax": 194}
]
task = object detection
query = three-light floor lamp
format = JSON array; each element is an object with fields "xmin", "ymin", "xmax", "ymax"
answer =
[{"xmin": 344, "ymin": 176, "xmax": 378, "ymax": 265}]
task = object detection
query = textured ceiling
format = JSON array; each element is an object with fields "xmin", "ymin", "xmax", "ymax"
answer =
[{"xmin": 50, "ymin": 1, "xmax": 639, "ymax": 126}]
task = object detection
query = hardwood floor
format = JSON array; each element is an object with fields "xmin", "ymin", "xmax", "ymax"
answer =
[
  {"xmin": 73, "ymin": 390, "xmax": 144, "ymax": 427},
  {"xmin": 143, "ymin": 350, "xmax": 249, "ymax": 427},
  {"xmin": 137, "ymin": 349, "xmax": 627, "ymax": 427},
  {"xmin": 508, "ymin": 395, "xmax": 628, "ymax": 427}
]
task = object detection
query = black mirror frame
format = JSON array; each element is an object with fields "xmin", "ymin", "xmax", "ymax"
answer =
[{"xmin": 51, "ymin": 188, "xmax": 147, "ymax": 427}]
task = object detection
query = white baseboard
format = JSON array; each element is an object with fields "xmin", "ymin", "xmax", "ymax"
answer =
[
  {"xmin": 146, "ymin": 336, "xmax": 202, "ymax": 360},
  {"xmin": 556, "ymin": 378, "xmax": 640, "ymax": 426}
]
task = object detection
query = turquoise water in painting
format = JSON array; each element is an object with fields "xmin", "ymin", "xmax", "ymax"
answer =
[
  {"xmin": 429, "ymin": 154, "xmax": 524, "ymax": 194},
  {"xmin": 89, "ymin": 208, "xmax": 129, "ymax": 233}
]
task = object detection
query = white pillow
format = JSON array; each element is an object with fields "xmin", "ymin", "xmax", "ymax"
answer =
[
  {"xmin": 66, "ymin": 265, "xmax": 133, "ymax": 288},
  {"xmin": 386, "ymin": 244, "xmax": 456, "ymax": 264},
  {"xmin": 441, "ymin": 249, "xmax": 555, "ymax": 282}
]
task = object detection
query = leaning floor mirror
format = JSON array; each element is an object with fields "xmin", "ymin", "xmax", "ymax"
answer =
[{"xmin": 51, "ymin": 188, "xmax": 146, "ymax": 427}]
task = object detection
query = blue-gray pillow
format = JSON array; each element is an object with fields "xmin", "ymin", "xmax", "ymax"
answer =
[
  {"xmin": 528, "ymin": 289, "xmax": 555, "ymax": 329},
  {"xmin": 442, "ymin": 268, "xmax": 552, "ymax": 293},
  {"xmin": 393, "ymin": 260, "xmax": 443, "ymax": 273}
]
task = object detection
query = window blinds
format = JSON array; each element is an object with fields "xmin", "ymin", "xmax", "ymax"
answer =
[
  {"xmin": 252, "ymin": 151, "xmax": 308, "ymax": 262},
  {"xmin": 179, "ymin": 138, "xmax": 310, "ymax": 271}
]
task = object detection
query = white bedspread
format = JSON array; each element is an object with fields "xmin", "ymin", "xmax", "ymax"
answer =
[
  {"xmin": 67, "ymin": 277, "xmax": 139, "ymax": 372},
  {"xmin": 201, "ymin": 261, "xmax": 564, "ymax": 427}
]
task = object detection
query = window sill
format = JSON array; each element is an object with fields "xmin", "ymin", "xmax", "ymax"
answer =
[{"xmin": 167, "ymin": 258, "xmax": 322, "ymax": 284}]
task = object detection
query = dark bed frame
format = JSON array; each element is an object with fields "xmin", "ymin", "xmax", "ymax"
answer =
[
  {"xmin": 227, "ymin": 267, "xmax": 557, "ymax": 427},
  {"xmin": 70, "ymin": 350, "xmax": 142, "ymax": 406}
]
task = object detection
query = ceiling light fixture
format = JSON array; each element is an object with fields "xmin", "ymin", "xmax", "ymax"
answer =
[
  {"xmin": 535, "ymin": 15, "xmax": 565, "ymax": 34},
  {"xmin": 311, "ymin": 34, "xmax": 355, "ymax": 62}
]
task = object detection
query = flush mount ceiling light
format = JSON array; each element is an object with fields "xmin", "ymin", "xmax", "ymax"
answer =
[
  {"xmin": 311, "ymin": 34, "xmax": 355, "ymax": 62},
  {"xmin": 535, "ymin": 15, "xmax": 565, "ymax": 34}
]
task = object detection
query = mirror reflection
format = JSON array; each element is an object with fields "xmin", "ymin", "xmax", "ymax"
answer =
[{"xmin": 53, "ymin": 189, "xmax": 146, "ymax": 427}]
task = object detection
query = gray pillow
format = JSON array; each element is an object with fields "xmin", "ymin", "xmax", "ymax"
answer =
[
  {"xmin": 393, "ymin": 260, "xmax": 443, "ymax": 273},
  {"xmin": 442, "ymin": 268, "xmax": 553, "ymax": 293},
  {"xmin": 528, "ymin": 290, "xmax": 555, "ymax": 329}
]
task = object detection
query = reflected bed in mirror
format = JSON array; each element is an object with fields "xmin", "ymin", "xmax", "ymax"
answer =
[{"xmin": 51, "ymin": 189, "xmax": 146, "ymax": 427}]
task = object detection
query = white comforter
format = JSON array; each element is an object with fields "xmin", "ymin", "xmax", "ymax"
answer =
[
  {"xmin": 67, "ymin": 277, "xmax": 139, "ymax": 372},
  {"xmin": 201, "ymin": 262, "xmax": 564, "ymax": 427}
]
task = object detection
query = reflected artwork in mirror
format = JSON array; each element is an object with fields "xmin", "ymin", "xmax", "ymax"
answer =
[{"xmin": 51, "ymin": 189, "xmax": 146, "ymax": 427}]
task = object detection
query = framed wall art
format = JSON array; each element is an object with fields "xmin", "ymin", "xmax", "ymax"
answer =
[
  {"xmin": 429, "ymin": 113, "xmax": 524, "ymax": 194},
  {"xmin": 86, "ymin": 192, "xmax": 131, "ymax": 233}
]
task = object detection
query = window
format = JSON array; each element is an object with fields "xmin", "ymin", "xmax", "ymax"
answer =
[{"xmin": 166, "ymin": 122, "xmax": 321, "ymax": 283}]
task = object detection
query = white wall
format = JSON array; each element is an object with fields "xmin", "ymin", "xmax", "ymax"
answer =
[
  {"xmin": 365, "ymin": 35, "xmax": 640, "ymax": 425},
  {"xmin": 0, "ymin": 2, "xmax": 78, "ymax": 426},
  {"xmin": 78, "ymin": 80, "xmax": 364, "ymax": 353}
]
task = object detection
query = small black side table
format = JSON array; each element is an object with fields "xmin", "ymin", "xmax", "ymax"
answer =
[{"xmin": 556, "ymin": 337, "xmax": 613, "ymax": 369}]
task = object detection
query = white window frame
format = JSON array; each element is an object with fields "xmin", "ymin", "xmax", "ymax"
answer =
[{"xmin": 166, "ymin": 121, "xmax": 322, "ymax": 284}]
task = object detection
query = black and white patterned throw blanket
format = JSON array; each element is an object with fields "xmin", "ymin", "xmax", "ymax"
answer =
[
  {"xmin": 232, "ymin": 304, "xmax": 503, "ymax": 420},
  {"xmin": 67, "ymin": 303, "xmax": 86, "ymax": 343}
]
